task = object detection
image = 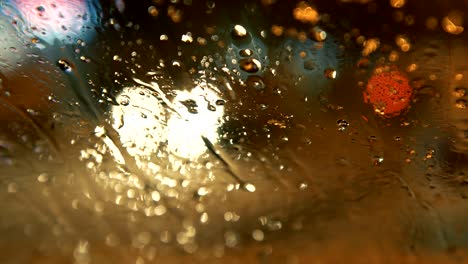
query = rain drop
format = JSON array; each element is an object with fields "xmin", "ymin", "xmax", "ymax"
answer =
[
  {"xmin": 240, "ymin": 58, "xmax": 262, "ymax": 73},
  {"xmin": 239, "ymin": 49, "xmax": 253, "ymax": 57},
  {"xmin": 215, "ymin": 99, "xmax": 226, "ymax": 106},
  {"xmin": 453, "ymin": 87, "xmax": 467, "ymax": 98},
  {"xmin": 244, "ymin": 183, "xmax": 256, "ymax": 192},
  {"xmin": 57, "ymin": 59, "xmax": 73, "ymax": 73},
  {"xmin": 324, "ymin": 68, "xmax": 337, "ymax": 79},
  {"xmin": 372, "ymin": 156, "xmax": 384, "ymax": 166},
  {"xmin": 119, "ymin": 95, "xmax": 130, "ymax": 106},
  {"xmin": 337, "ymin": 119, "xmax": 349, "ymax": 131},
  {"xmin": 246, "ymin": 76, "xmax": 265, "ymax": 90},
  {"xmin": 232, "ymin": 25, "xmax": 248, "ymax": 38},
  {"xmin": 311, "ymin": 26, "xmax": 327, "ymax": 42},
  {"xmin": 455, "ymin": 99, "xmax": 467, "ymax": 109},
  {"xmin": 299, "ymin": 182, "xmax": 308, "ymax": 190},
  {"xmin": 181, "ymin": 99, "xmax": 199, "ymax": 114},
  {"xmin": 207, "ymin": 104, "xmax": 216, "ymax": 111}
]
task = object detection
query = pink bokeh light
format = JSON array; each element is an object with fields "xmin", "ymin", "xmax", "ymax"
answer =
[{"xmin": 2, "ymin": 0, "xmax": 98, "ymax": 44}]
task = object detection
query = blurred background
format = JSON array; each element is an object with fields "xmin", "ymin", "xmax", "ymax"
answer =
[{"xmin": 0, "ymin": 0, "xmax": 468, "ymax": 263}]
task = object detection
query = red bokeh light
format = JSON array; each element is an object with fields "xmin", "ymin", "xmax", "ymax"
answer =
[{"xmin": 363, "ymin": 67, "xmax": 413, "ymax": 118}]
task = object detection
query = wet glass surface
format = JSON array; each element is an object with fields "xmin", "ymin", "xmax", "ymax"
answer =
[{"xmin": 0, "ymin": 0, "xmax": 468, "ymax": 263}]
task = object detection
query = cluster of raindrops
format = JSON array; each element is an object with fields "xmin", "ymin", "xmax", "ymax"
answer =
[
  {"xmin": 2, "ymin": 0, "xmax": 468, "ymax": 262},
  {"xmin": 225, "ymin": 23, "xmax": 269, "ymax": 88}
]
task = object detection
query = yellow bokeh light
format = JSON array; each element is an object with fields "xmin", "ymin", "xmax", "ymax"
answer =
[{"xmin": 293, "ymin": 2, "xmax": 320, "ymax": 24}]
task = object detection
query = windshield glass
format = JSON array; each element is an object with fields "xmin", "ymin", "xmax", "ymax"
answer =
[{"xmin": 0, "ymin": 0, "xmax": 467, "ymax": 263}]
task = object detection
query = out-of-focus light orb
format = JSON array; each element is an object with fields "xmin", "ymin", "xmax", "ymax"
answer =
[
  {"xmin": 293, "ymin": 1, "xmax": 320, "ymax": 24},
  {"xmin": 362, "ymin": 38, "xmax": 380, "ymax": 56},
  {"xmin": 1, "ymin": 0, "xmax": 100, "ymax": 45},
  {"xmin": 111, "ymin": 81, "xmax": 224, "ymax": 162},
  {"xmin": 442, "ymin": 11, "xmax": 464, "ymax": 35},
  {"xmin": 111, "ymin": 86, "xmax": 166, "ymax": 158},
  {"xmin": 166, "ymin": 84, "xmax": 224, "ymax": 160},
  {"xmin": 390, "ymin": 0, "xmax": 406, "ymax": 8}
]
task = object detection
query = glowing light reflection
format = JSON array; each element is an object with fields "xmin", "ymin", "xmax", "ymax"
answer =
[
  {"xmin": 110, "ymin": 81, "xmax": 224, "ymax": 163},
  {"xmin": 1, "ymin": 0, "xmax": 99, "ymax": 45},
  {"xmin": 167, "ymin": 85, "xmax": 224, "ymax": 160}
]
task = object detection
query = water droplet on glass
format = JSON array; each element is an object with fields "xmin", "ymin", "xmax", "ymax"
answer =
[
  {"xmin": 239, "ymin": 58, "xmax": 262, "ymax": 73},
  {"xmin": 232, "ymin": 24, "xmax": 248, "ymax": 38},
  {"xmin": 259, "ymin": 104, "xmax": 268, "ymax": 110},
  {"xmin": 337, "ymin": 119, "xmax": 349, "ymax": 131},
  {"xmin": 207, "ymin": 104, "xmax": 216, "ymax": 111},
  {"xmin": 246, "ymin": 76, "xmax": 265, "ymax": 90},
  {"xmin": 181, "ymin": 99, "xmax": 199, "ymax": 114},
  {"xmin": 324, "ymin": 68, "xmax": 337, "ymax": 79},
  {"xmin": 455, "ymin": 99, "xmax": 467, "ymax": 109},
  {"xmin": 239, "ymin": 49, "xmax": 253, "ymax": 57},
  {"xmin": 372, "ymin": 156, "xmax": 384, "ymax": 166},
  {"xmin": 453, "ymin": 87, "xmax": 467, "ymax": 98},
  {"xmin": 118, "ymin": 95, "xmax": 130, "ymax": 106},
  {"xmin": 57, "ymin": 59, "xmax": 73, "ymax": 73},
  {"xmin": 299, "ymin": 182, "xmax": 308, "ymax": 190},
  {"xmin": 244, "ymin": 183, "xmax": 256, "ymax": 192},
  {"xmin": 442, "ymin": 11, "xmax": 464, "ymax": 35},
  {"xmin": 215, "ymin": 99, "xmax": 226, "ymax": 106},
  {"xmin": 311, "ymin": 26, "xmax": 327, "ymax": 42}
]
